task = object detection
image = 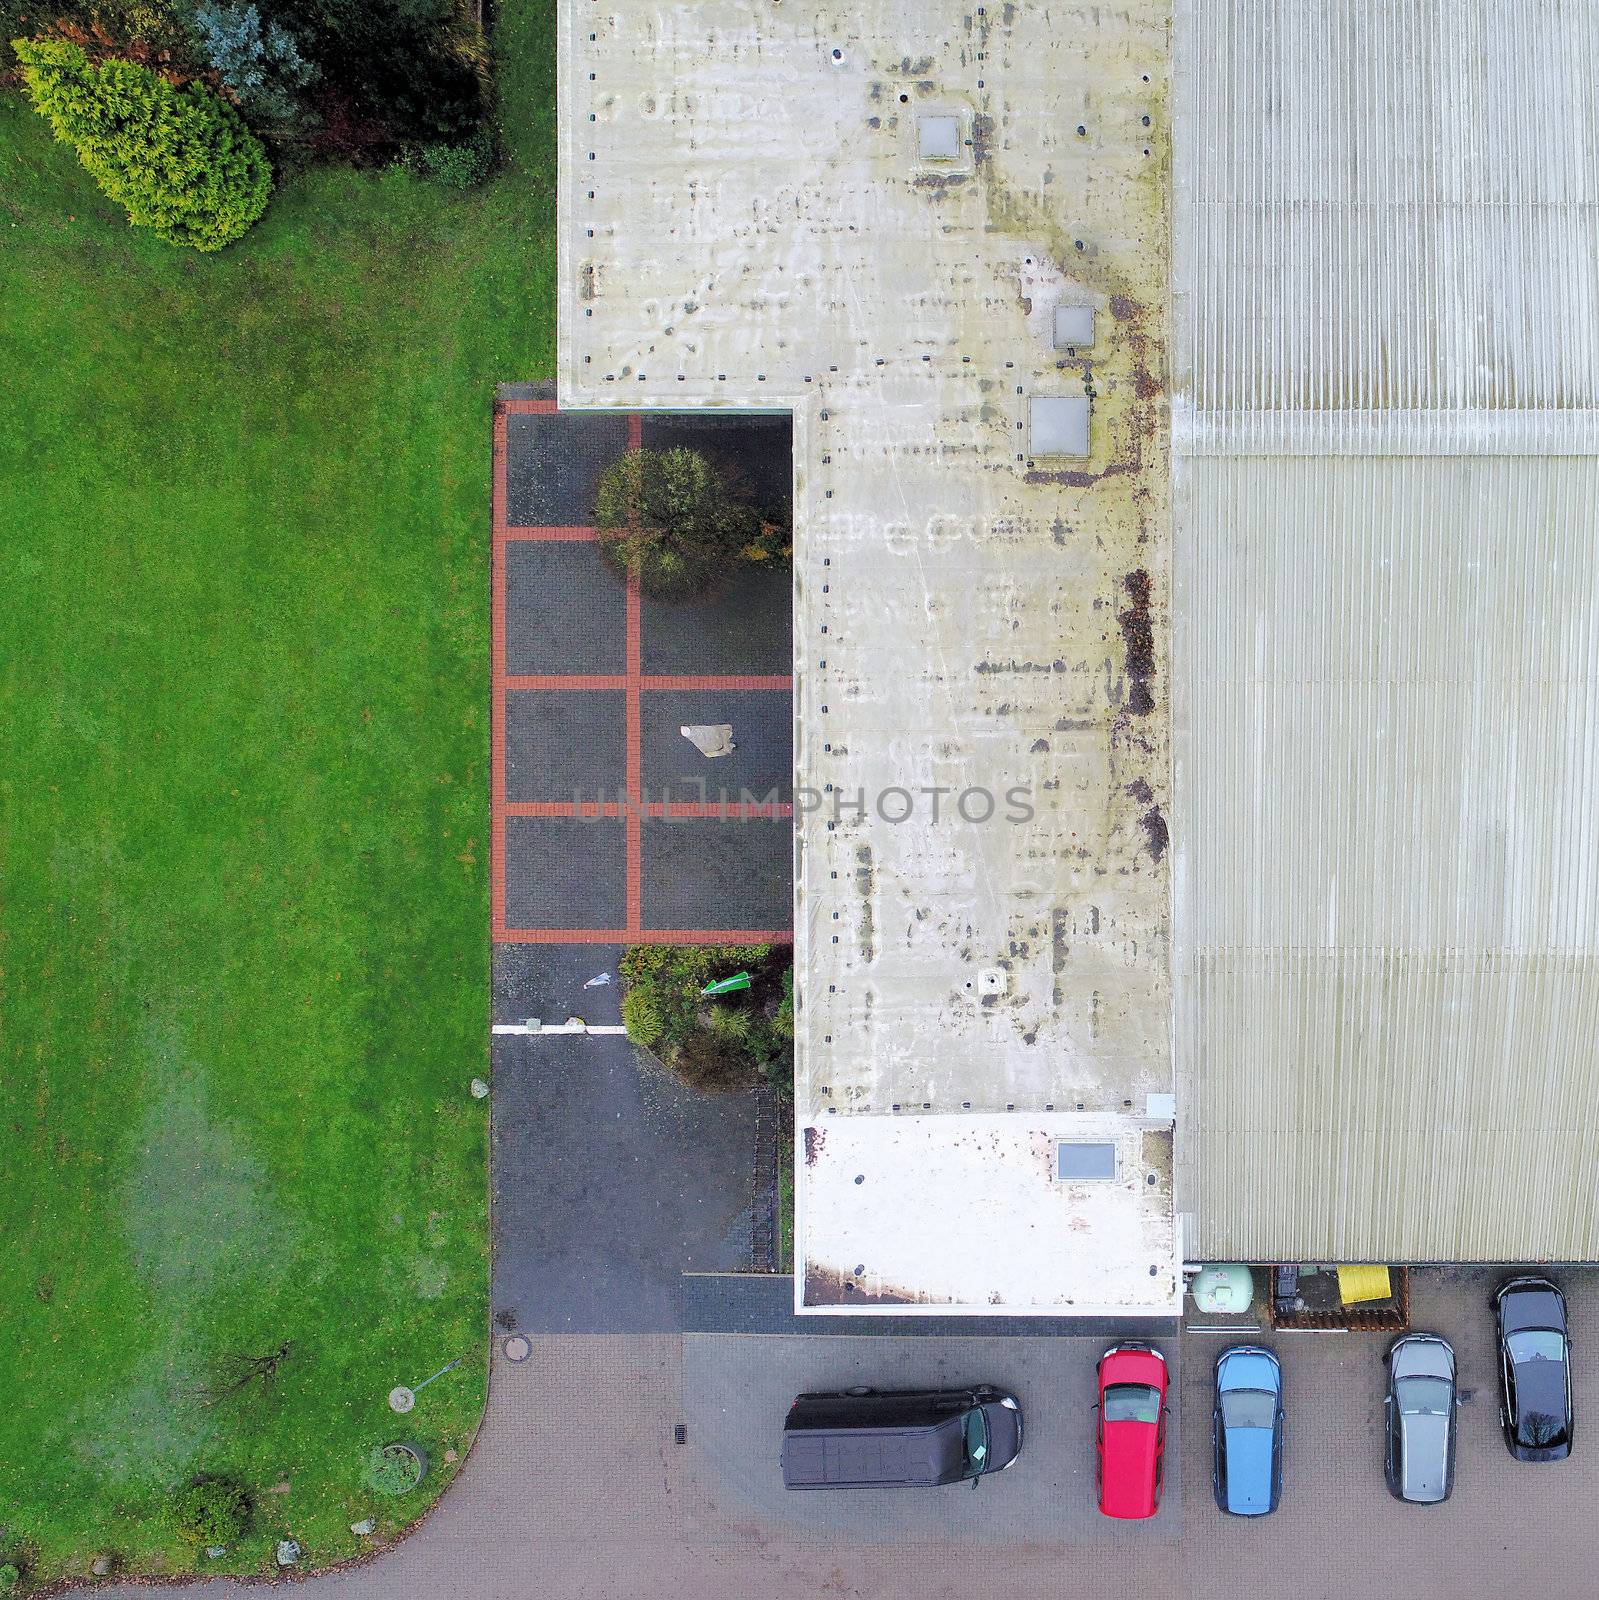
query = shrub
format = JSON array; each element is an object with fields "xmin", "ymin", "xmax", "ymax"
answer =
[
  {"xmin": 194, "ymin": 1, "xmax": 317, "ymax": 125},
  {"xmin": 407, "ymin": 124, "xmax": 494, "ymax": 188},
  {"xmin": 0, "ymin": 1564, "xmax": 19, "ymax": 1593},
  {"xmin": 271, "ymin": 0, "xmax": 489, "ymax": 150},
  {"xmin": 172, "ymin": 1476, "xmax": 252, "ymax": 1546},
  {"xmin": 12, "ymin": 38, "xmax": 271, "ymax": 251},
  {"xmin": 620, "ymin": 946, "xmax": 793, "ymax": 1095},
  {"xmin": 620, "ymin": 986, "xmax": 664, "ymax": 1050},
  {"xmin": 366, "ymin": 1442, "xmax": 426, "ymax": 1497},
  {"xmin": 676, "ymin": 1023, "xmax": 762, "ymax": 1093},
  {"xmin": 595, "ymin": 449, "xmax": 762, "ymax": 600}
]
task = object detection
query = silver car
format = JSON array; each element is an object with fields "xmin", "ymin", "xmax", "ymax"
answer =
[{"xmin": 1383, "ymin": 1333, "xmax": 1458, "ymax": 1503}]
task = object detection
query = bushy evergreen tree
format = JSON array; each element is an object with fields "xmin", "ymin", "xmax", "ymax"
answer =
[
  {"xmin": 13, "ymin": 37, "xmax": 272, "ymax": 250},
  {"xmin": 194, "ymin": 1, "xmax": 316, "ymax": 124}
]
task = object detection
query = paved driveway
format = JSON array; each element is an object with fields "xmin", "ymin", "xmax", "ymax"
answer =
[
  {"xmin": 490, "ymin": 944, "xmax": 762, "ymax": 1333},
  {"xmin": 99, "ymin": 1267, "xmax": 1599, "ymax": 1599}
]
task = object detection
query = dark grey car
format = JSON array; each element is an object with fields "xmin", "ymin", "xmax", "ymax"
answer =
[
  {"xmin": 1494, "ymin": 1275, "xmax": 1573, "ymax": 1461},
  {"xmin": 781, "ymin": 1385, "xmax": 1023, "ymax": 1490},
  {"xmin": 1384, "ymin": 1334, "xmax": 1457, "ymax": 1504}
]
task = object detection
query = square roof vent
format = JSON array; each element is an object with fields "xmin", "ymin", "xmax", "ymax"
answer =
[
  {"xmin": 918, "ymin": 114, "xmax": 962, "ymax": 161},
  {"xmin": 1053, "ymin": 303, "xmax": 1096, "ymax": 349},
  {"xmin": 1057, "ymin": 1140, "xmax": 1117, "ymax": 1181},
  {"xmin": 1030, "ymin": 396, "xmax": 1091, "ymax": 458}
]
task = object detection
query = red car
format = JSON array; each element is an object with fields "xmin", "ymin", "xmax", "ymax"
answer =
[{"xmin": 1095, "ymin": 1343, "xmax": 1169, "ymax": 1518}]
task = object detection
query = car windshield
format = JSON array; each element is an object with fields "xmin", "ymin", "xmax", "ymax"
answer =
[
  {"xmin": 1221, "ymin": 1389, "xmax": 1276, "ymax": 1430},
  {"xmin": 1508, "ymin": 1329, "xmax": 1566, "ymax": 1365},
  {"xmin": 1103, "ymin": 1383, "xmax": 1161, "ymax": 1424},
  {"xmin": 961, "ymin": 1405, "xmax": 990, "ymax": 1477},
  {"xmin": 1398, "ymin": 1376, "xmax": 1454, "ymax": 1416}
]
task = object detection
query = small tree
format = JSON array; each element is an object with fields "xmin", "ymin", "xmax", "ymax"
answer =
[
  {"xmin": 12, "ymin": 38, "xmax": 272, "ymax": 251},
  {"xmin": 595, "ymin": 448, "xmax": 759, "ymax": 599},
  {"xmin": 172, "ymin": 1476, "xmax": 253, "ymax": 1546},
  {"xmin": 194, "ymin": 2, "xmax": 317, "ymax": 125}
]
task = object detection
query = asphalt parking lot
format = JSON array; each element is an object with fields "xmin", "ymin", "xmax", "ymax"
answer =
[
  {"xmin": 680, "ymin": 1333, "xmax": 1180, "ymax": 1546},
  {"xmin": 1183, "ymin": 1264, "xmax": 1599, "ymax": 1590}
]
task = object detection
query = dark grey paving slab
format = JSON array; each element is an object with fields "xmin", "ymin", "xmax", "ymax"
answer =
[
  {"xmin": 640, "ymin": 689, "xmax": 792, "ymax": 806},
  {"xmin": 506, "ymin": 411, "xmax": 629, "ymax": 525},
  {"xmin": 642, "ymin": 816, "xmax": 793, "ymax": 932},
  {"xmin": 491, "ymin": 1030, "xmax": 761, "ymax": 1333},
  {"xmin": 503, "ymin": 815, "xmax": 626, "ymax": 931},
  {"xmin": 505, "ymin": 541, "xmax": 626, "ymax": 676},
  {"xmin": 492, "ymin": 941, "xmax": 625, "ymax": 1028},
  {"xmin": 640, "ymin": 562, "xmax": 793, "ymax": 677},
  {"xmin": 680, "ymin": 1332, "xmax": 1181, "ymax": 1545},
  {"xmin": 679, "ymin": 1272, "xmax": 1179, "ymax": 1339},
  {"xmin": 497, "ymin": 379, "xmax": 554, "ymax": 404},
  {"xmin": 639, "ymin": 412, "xmax": 794, "ymax": 519},
  {"xmin": 504, "ymin": 688, "xmax": 626, "ymax": 804}
]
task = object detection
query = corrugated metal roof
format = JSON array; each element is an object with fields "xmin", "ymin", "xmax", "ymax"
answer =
[{"xmin": 1174, "ymin": 0, "xmax": 1599, "ymax": 1259}]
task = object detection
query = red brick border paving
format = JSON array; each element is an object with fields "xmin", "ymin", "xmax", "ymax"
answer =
[{"xmin": 491, "ymin": 396, "xmax": 794, "ymax": 947}]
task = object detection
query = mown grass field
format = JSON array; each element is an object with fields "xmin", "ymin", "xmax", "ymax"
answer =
[{"xmin": 0, "ymin": 1, "xmax": 551, "ymax": 1578}]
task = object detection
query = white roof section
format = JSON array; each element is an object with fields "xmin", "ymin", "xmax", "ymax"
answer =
[
  {"xmin": 799, "ymin": 1114, "xmax": 1178, "ymax": 1316},
  {"xmin": 558, "ymin": 0, "xmax": 1178, "ymax": 1311},
  {"xmin": 1173, "ymin": 0, "xmax": 1599, "ymax": 1259}
]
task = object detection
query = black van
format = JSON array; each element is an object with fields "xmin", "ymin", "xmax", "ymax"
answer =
[{"xmin": 781, "ymin": 1385, "xmax": 1023, "ymax": 1489}]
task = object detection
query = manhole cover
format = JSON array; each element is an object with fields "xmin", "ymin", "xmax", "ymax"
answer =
[{"xmin": 503, "ymin": 1335, "xmax": 532, "ymax": 1364}]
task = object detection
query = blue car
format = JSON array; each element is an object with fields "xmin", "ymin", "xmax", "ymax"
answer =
[{"xmin": 1212, "ymin": 1345, "xmax": 1284, "ymax": 1516}]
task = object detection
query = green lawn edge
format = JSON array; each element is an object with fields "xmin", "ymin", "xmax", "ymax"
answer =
[{"xmin": 0, "ymin": 0, "xmax": 552, "ymax": 1581}]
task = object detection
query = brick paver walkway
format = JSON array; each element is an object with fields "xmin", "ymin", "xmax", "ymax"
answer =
[{"xmin": 492, "ymin": 395, "xmax": 794, "ymax": 945}]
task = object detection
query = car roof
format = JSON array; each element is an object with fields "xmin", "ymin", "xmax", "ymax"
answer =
[
  {"xmin": 1100, "ymin": 1416, "xmax": 1159, "ymax": 1517},
  {"xmin": 1221, "ymin": 1423, "xmax": 1275, "ymax": 1514},
  {"xmin": 781, "ymin": 1416, "xmax": 964, "ymax": 1487},
  {"xmin": 1399, "ymin": 1411, "xmax": 1450, "ymax": 1502}
]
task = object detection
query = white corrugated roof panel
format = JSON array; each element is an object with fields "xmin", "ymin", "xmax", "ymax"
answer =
[{"xmin": 1174, "ymin": 0, "xmax": 1599, "ymax": 1259}]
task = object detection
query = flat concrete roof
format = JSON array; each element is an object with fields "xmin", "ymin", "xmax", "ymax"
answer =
[{"xmin": 558, "ymin": 0, "xmax": 1177, "ymax": 1313}]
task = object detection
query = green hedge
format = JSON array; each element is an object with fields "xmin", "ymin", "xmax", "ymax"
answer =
[{"xmin": 13, "ymin": 38, "xmax": 271, "ymax": 251}]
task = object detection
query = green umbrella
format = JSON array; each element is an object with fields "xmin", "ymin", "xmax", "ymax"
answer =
[{"xmin": 701, "ymin": 972, "xmax": 752, "ymax": 996}]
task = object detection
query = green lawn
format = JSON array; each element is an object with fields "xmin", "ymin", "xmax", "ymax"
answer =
[{"xmin": 0, "ymin": 2, "xmax": 551, "ymax": 1580}]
